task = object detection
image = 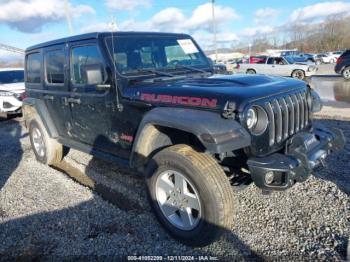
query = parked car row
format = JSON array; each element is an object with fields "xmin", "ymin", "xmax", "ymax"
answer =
[
  {"xmin": 0, "ymin": 68, "xmax": 25, "ymax": 118},
  {"xmin": 282, "ymin": 50, "xmax": 344, "ymax": 65}
]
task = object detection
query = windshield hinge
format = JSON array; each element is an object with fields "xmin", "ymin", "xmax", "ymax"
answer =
[{"xmin": 222, "ymin": 101, "xmax": 236, "ymax": 119}]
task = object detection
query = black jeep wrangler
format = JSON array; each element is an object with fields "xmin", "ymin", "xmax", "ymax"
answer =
[{"xmin": 23, "ymin": 32, "xmax": 345, "ymax": 246}]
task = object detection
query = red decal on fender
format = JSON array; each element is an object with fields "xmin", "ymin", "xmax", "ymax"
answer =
[
  {"xmin": 140, "ymin": 93, "xmax": 217, "ymax": 108},
  {"xmin": 120, "ymin": 133, "xmax": 134, "ymax": 143}
]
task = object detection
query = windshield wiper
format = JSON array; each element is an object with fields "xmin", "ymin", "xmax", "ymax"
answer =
[
  {"xmin": 136, "ymin": 68, "xmax": 175, "ymax": 77},
  {"xmin": 174, "ymin": 64, "xmax": 209, "ymax": 74}
]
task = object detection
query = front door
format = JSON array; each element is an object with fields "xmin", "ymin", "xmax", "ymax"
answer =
[{"xmin": 68, "ymin": 41, "xmax": 114, "ymax": 151}]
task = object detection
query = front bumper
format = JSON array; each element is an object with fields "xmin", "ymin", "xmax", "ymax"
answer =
[
  {"xmin": 247, "ymin": 126, "xmax": 345, "ymax": 191},
  {"xmin": 0, "ymin": 97, "xmax": 22, "ymax": 113}
]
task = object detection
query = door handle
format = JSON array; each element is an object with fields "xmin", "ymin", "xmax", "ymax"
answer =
[
  {"xmin": 62, "ymin": 97, "xmax": 81, "ymax": 105},
  {"xmin": 67, "ymin": 97, "xmax": 81, "ymax": 104},
  {"xmin": 43, "ymin": 94, "xmax": 54, "ymax": 100}
]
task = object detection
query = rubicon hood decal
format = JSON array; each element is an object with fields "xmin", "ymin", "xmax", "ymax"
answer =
[{"xmin": 140, "ymin": 93, "xmax": 217, "ymax": 108}]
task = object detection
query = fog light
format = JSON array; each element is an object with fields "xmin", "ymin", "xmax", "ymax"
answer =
[{"xmin": 265, "ymin": 171, "xmax": 274, "ymax": 184}]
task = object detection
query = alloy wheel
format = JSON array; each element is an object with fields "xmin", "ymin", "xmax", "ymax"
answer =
[
  {"xmin": 344, "ymin": 69, "xmax": 350, "ymax": 80},
  {"xmin": 155, "ymin": 170, "xmax": 201, "ymax": 231},
  {"xmin": 32, "ymin": 127, "xmax": 45, "ymax": 157},
  {"xmin": 292, "ymin": 70, "xmax": 304, "ymax": 79}
]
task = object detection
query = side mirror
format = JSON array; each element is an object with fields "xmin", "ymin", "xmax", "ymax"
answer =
[{"xmin": 82, "ymin": 64, "xmax": 104, "ymax": 85}]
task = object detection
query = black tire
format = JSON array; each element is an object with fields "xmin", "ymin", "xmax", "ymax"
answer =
[
  {"xmin": 246, "ymin": 69, "xmax": 256, "ymax": 74},
  {"xmin": 5, "ymin": 113, "xmax": 15, "ymax": 120},
  {"xmin": 291, "ymin": 69, "xmax": 305, "ymax": 80},
  {"xmin": 145, "ymin": 144, "xmax": 235, "ymax": 246},
  {"xmin": 342, "ymin": 67, "xmax": 350, "ymax": 80},
  {"xmin": 29, "ymin": 117, "xmax": 63, "ymax": 165}
]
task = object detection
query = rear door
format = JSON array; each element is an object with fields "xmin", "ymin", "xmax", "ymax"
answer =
[
  {"xmin": 43, "ymin": 46, "xmax": 72, "ymax": 138},
  {"xmin": 67, "ymin": 40, "xmax": 114, "ymax": 150}
]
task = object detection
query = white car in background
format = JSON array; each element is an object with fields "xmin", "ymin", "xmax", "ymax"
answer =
[
  {"xmin": 237, "ymin": 56, "xmax": 317, "ymax": 80},
  {"xmin": 0, "ymin": 68, "xmax": 25, "ymax": 118},
  {"xmin": 321, "ymin": 52, "xmax": 343, "ymax": 64}
]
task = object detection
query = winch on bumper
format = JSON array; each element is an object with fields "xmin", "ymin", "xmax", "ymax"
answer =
[{"xmin": 247, "ymin": 126, "xmax": 345, "ymax": 190}]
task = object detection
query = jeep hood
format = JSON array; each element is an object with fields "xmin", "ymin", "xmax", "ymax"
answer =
[{"xmin": 134, "ymin": 74, "xmax": 307, "ymax": 112}]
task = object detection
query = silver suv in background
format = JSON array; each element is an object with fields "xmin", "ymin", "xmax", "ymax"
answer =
[{"xmin": 0, "ymin": 68, "xmax": 25, "ymax": 118}]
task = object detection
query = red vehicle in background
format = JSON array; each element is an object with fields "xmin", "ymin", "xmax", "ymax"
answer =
[{"xmin": 249, "ymin": 55, "xmax": 268, "ymax": 64}]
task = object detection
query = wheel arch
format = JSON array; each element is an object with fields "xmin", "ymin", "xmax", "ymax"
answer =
[
  {"xmin": 246, "ymin": 68, "xmax": 256, "ymax": 74},
  {"xmin": 130, "ymin": 107, "xmax": 251, "ymax": 168},
  {"xmin": 22, "ymin": 98, "xmax": 59, "ymax": 138}
]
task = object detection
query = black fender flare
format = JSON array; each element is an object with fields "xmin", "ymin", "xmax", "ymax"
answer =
[
  {"xmin": 130, "ymin": 107, "xmax": 251, "ymax": 168},
  {"xmin": 22, "ymin": 98, "xmax": 59, "ymax": 138}
]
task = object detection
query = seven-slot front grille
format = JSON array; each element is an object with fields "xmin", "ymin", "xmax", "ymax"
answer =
[{"xmin": 265, "ymin": 91, "xmax": 309, "ymax": 146}]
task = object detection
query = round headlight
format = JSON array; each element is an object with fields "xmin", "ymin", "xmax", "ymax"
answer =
[
  {"xmin": 246, "ymin": 108, "xmax": 258, "ymax": 129},
  {"xmin": 245, "ymin": 106, "xmax": 268, "ymax": 135}
]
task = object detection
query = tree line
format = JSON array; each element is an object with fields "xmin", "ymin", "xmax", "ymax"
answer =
[{"xmin": 234, "ymin": 15, "xmax": 350, "ymax": 54}]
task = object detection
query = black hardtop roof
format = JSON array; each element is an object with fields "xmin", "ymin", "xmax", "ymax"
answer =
[{"xmin": 26, "ymin": 31, "xmax": 190, "ymax": 52}]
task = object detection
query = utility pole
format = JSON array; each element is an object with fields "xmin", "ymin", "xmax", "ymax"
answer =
[
  {"xmin": 64, "ymin": 0, "xmax": 74, "ymax": 35},
  {"xmin": 211, "ymin": 0, "xmax": 218, "ymax": 62}
]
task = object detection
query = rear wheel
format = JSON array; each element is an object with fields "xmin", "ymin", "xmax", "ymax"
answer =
[
  {"xmin": 145, "ymin": 144, "xmax": 235, "ymax": 246},
  {"xmin": 291, "ymin": 69, "xmax": 305, "ymax": 80},
  {"xmin": 246, "ymin": 69, "xmax": 256, "ymax": 74},
  {"xmin": 342, "ymin": 67, "xmax": 350, "ymax": 80},
  {"xmin": 29, "ymin": 118, "xmax": 63, "ymax": 165}
]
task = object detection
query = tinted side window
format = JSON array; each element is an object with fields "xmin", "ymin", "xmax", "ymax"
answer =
[
  {"xmin": 267, "ymin": 58, "xmax": 274, "ymax": 64},
  {"xmin": 71, "ymin": 45, "xmax": 105, "ymax": 85},
  {"xmin": 26, "ymin": 53, "xmax": 41, "ymax": 83},
  {"xmin": 46, "ymin": 50, "xmax": 65, "ymax": 84},
  {"xmin": 342, "ymin": 50, "xmax": 350, "ymax": 57}
]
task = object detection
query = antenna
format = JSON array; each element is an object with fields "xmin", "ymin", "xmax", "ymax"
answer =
[
  {"xmin": 211, "ymin": 0, "xmax": 218, "ymax": 62},
  {"xmin": 110, "ymin": 17, "xmax": 123, "ymax": 112}
]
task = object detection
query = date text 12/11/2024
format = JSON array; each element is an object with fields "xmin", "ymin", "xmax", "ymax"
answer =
[{"xmin": 127, "ymin": 255, "xmax": 219, "ymax": 261}]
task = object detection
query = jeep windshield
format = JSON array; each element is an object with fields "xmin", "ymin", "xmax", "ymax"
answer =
[
  {"xmin": 0, "ymin": 70, "xmax": 24, "ymax": 84},
  {"xmin": 105, "ymin": 35, "xmax": 211, "ymax": 78}
]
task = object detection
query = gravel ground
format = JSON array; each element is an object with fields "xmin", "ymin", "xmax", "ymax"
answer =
[{"xmin": 0, "ymin": 115, "xmax": 349, "ymax": 261}]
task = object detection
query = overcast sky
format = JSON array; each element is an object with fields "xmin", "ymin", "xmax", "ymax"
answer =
[{"xmin": 0, "ymin": 0, "xmax": 349, "ymax": 57}]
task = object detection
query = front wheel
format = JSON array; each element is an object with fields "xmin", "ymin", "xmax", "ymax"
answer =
[
  {"xmin": 291, "ymin": 69, "xmax": 305, "ymax": 80},
  {"xmin": 145, "ymin": 144, "xmax": 235, "ymax": 246},
  {"xmin": 342, "ymin": 67, "xmax": 350, "ymax": 80}
]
